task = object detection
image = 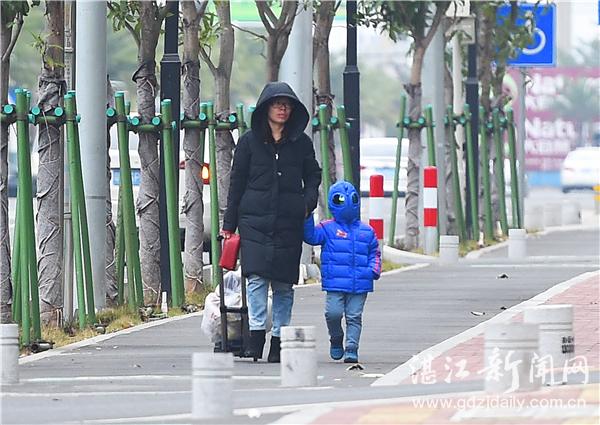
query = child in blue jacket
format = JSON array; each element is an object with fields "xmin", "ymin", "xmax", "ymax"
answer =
[{"xmin": 304, "ymin": 181, "xmax": 381, "ymax": 363}]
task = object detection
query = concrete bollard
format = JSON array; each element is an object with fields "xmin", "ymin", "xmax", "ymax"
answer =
[
  {"xmin": 508, "ymin": 229, "xmax": 527, "ymax": 259},
  {"xmin": 0, "ymin": 324, "xmax": 19, "ymax": 385},
  {"xmin": 543, "ymin": 203, "xmax": 562, "ymax": 227},
  {"xmin": 524, "ymin": 304, "xmax": 574, "ymax": 385},
  {"xmin": 439, "ymin": 235, "xmax": 459, "ymax": 264},
  {"xmin": 484, "ymin": 323, "xmax": 539, "ymax": 393},
  {"xmin": 524, "ymin": 205, "xmax": 544, "ymax": 231},
  {"xmin": 280, "ymin": 326, "xmax": 317, "ymax": 387},
  {"xmin": 191, "ymin": 352, "xmax": 234, "ymax": 420},
  {"xmin": 561, "ymin": 201, "xmax": 581, "ymax": 225}
]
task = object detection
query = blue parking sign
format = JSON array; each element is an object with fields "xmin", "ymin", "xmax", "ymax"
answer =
[{"xmin": 499, "ymin": 3, "xmax": 556, "ymax": 67}]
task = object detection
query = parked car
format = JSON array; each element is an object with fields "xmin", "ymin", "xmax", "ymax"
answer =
[
  {"xmin": 560, "ymin": 147, "xmax": 600, "ymax": 192},
  {"xmin": 359, "ymin": 137, "xmax": 408, "ymax": 196}
]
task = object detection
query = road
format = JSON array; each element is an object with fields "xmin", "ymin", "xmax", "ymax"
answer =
[{"xmin": 2, "ymin": 226, "xmax": 598, "ymax": 424}]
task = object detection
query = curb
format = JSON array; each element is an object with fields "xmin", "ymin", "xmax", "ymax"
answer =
[
  {"xmin": 465, "ymin": 222, "xmax": 600, "ymax": 260},
  {"xmin": 19, "ymin": 311, "xmax": 203, "ymax": 365},
  {"xmin": 371, "ymin": 270, "xmax": 599, "ymax": 386}
]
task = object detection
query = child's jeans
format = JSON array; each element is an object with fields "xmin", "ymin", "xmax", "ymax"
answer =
[
  {"xmin": 325, "ymin": 291, "xmax": 368, "ymax": 352},
  {"xmin": 247, "ymin": 274, "xmax": 294, "ymax": 337}
]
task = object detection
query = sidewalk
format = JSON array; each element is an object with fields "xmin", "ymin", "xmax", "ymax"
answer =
[
  {"xmin": 277, "ymin": 272, "xmax": 599, "ymax": 424},
  {"xmin": 2, "ymin": 228, "xmax": 598, "ymax": 424}
]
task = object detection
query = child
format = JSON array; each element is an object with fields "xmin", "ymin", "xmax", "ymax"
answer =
[{"xmin": 304, "ymin": 181, "xmax": 381, "ymax": 363}]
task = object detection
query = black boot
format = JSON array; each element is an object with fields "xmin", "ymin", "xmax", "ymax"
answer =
[
  {"xmin": 244, "ymin": 330, "xmax": 266, "ymax": 361},
  {"xmin": 267, "ymin": 336, "xmax": 281, "ymax": 363}
]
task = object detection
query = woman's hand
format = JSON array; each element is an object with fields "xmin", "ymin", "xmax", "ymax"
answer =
[{"xmin": 220, "ymin": 230, "xmax": 233, "ymax": 240}]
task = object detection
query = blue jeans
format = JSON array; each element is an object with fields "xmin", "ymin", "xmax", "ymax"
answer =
[
  {"xmin": 325, "ymin": 291, "xmax": 368, "ymax": 352},
  {"xmin": 247, "ymin": 274, "xmax": 294, "ymax": 338}
]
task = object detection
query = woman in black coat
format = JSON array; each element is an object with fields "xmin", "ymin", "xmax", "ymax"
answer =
[{"xmin": 221, "ymin": 82, "xmax": 321, "ymax": 362}]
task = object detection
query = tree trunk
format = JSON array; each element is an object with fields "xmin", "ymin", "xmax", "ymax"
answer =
[
  {"xmin": 266, "ymin": 37, "xmax": 279, "ymax": 82},
  {"xmin": 213, "ymin": 1, "xmax": 235, "ymax": 226},
  {"xmin": 134, "ymin": 2, "xmax": 162, "ymax": 301},
  {"xmin": 477, "ymin": 5, "xmax": 499, "ymax": 232},
  {"xmin": 36, "ymin": 0, "xmax": 65, "ymax": 323},
  {"xmin": 181, "ymin": 1, "xmax": 204, "ymax": 293},
  {"xmin": 105, "ymin": 78, "xmax": 117, "ymax": 304},
  {"xmin": 314, "ymin": 0, "xmax": 336, "ymax": 185},
  {"xmin": 404, "ymin": 46, "xmax": 425, "ymax": 251},
  {"xmin": 443, "ymin": 58, "xmax": 457, "ymax": 236},
  {"xmin": 0, "ymin": 20, "xmax": 12, "ymax": 323}
]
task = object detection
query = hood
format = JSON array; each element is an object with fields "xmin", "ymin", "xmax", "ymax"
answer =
[
  {"xmin": 250, "ymin": 82, "xmax": 310, "ymax": 141},
  {"xmin": 328, "ymin": 181, "xmax": 360, "ymax": 225}
]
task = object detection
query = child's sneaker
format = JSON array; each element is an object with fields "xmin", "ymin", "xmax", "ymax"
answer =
[
  {"xmin": 329, "ymin": 337, "xmax": 344, "ymax": 360},
  {"xmin": 343, "ymin": 348, "xmax": 358, "ymax": 363}
]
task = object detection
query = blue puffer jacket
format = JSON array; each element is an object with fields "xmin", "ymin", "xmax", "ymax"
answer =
[{"xmin": 304, "ymin": 181, "xmax": 381, "ymax": 293}]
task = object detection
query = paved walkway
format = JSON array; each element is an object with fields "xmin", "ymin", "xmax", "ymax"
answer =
[
  {"xmin": 2, "ymin": 228, "xmax": 598, "ymax": 424},
  {"xmin": 278, "ymin": 270, "xmax": 600, "ymax": 424}
]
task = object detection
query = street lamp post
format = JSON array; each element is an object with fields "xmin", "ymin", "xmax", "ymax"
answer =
[
  {"xmin": 343, "ymin": 0, "xmax": 361, "ymax": 192},
  {"xmin": 465, "ymin": 24, "xmax": 479, "ymax": 239},
  {"xmin": 159, "ymin": 0, "xmax": 181, "ymax": 300}
]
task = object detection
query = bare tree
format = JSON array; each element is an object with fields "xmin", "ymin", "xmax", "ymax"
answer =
[
  {"xmin": 181, "ymin": 0, "xmax": 208, "ymax": 292},
  {"xmin": 109, "ymin": 1, "xmax": 168, "ymax": 301},
  {"xmin": 357, "ymin": 1, "xmax": 449, "ymax": 250},
  {"xmin": 256, "ymin": 0, "xmax": 298, "ymax": 81},
  {"xmin": 36, "ymin": 0, "xmax": 66, "ymax": 323},
  {"xmin": 199, "ymin": 0, "xmax": 235, "ymax": 225},
  {"xmin": 0, "ymin": 0, "xmax": 31, "ymax": 323}
]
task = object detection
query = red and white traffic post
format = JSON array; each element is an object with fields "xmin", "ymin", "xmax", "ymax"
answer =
[
  {"xmin": 423, "ymin": 166, "xmax": 438, "ymax": 255},
  {"xmin": 369, "ymin": 175, "xmax": 384, "ymax": 246}
]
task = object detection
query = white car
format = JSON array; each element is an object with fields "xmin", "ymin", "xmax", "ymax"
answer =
[
  {"xmin": 359, "ymin": 137, "xmax": 408, "ymax": 196},
  {"xmin": 560, "ymin": 147, "xmax": 600, "ymax": 192}
]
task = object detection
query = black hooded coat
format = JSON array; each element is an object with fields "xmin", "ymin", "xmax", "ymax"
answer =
[{"xmin": 222, "ymin": 82, "xmax": 322, "ymax": 284}]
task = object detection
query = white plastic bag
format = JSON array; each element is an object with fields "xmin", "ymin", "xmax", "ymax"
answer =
[{"xmin": 200, "ymin": 270, "xmax": 272, "ymax": 342}]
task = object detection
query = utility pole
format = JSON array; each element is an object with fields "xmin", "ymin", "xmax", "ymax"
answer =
[
  {"xmin": 159, "ymin": 0, "xmax": 181, "ymax": 301},
  {"xmin": 343, "ymin": 0, "xmax": 360, "ymax": 191},
  {"xmin": 76, "ymin": 0, "xmax": 107, "ymax": 310},
  {"xmin": 280, "ymin": 1, "xmax": 312, "ymax": 133},
  {"xmin": 422, "ymin": 19, "xmax": 446, "ymax": 240},
  {"xmin": 465, "ymin": 21, "xmax": 478, "ymax": 239},
  {"xmin": 280, "ymin": 1, "xmax": 313, "ymax": 269},
  {"xmin": 63, "ymin": 1, "xmax": 75, "ymax": 320}
]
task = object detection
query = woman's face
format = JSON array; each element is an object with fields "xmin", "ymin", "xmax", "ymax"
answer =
[{"xmin": 267, "ymin": 97, "xmax": 293, "ymax": 126}]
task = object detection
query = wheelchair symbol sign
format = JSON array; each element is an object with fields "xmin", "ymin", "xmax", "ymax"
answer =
[{"xmin": 499, "ymin": 4, "xmax": 556, "ymax": 67}]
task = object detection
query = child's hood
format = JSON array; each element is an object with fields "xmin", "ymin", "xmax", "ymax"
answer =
[{"xmin": 328, "ymin": 181, "xmax": 360, "ymax": 225}]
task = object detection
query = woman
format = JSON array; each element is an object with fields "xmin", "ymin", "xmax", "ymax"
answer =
[{"xmin": 221, "ymin": 82, "xmax": 321, "ymax": 362}]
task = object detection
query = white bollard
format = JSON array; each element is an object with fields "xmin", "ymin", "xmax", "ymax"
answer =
[
  {"xmin": 543, "ymin": 203, "xmax": 562, "ymax": 227},
  {"xmin": 508, "ymin": 229, "xmax": 527, "ymax": 259},
  {"xmin": 191, "ymin": 352, "xmax": 234, "ymax": 420},
  {"xmin": 0, "ymin": 324, "xmax": 19, "ymax": 385},
  {"xmin": 524, "ymin": 205, "xmax": 544, "ymax": 231},
  {"xmin": 561, "ymin": 201, "xmax": 581, "ymax": 225},
  {"xmin": 280, "ymin": 326, "xmax": 317, "ymax": 387},
  {"xmin": 524, "ymin": 304, "xmax": 574, "ymax": 385},
  {"xmin": 484, "ymin": 323, "xmax": 539, "ymax": 393},
  {"xmin": 439, "ymin": 235, "xmax": 459, "ymax": 264}
]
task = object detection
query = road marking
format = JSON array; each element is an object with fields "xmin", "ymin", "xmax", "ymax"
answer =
[
  {"xmin": 20, "ymin": 374, "xmax": 282, "ymax": 383},
  {"xmin": 467, "ymin": 263, "xmax": 596, "ymax": 268},
  {"xmin": 0, "ymin": 390, "xmax": 190, "ymax": 398},
  {"xmin": 372, "ymin": 270, "xmax": 599, "ymax": 386},
  {"xmin": 451, "ymin": 405, "xmax": 599, "ymax": 421}
]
